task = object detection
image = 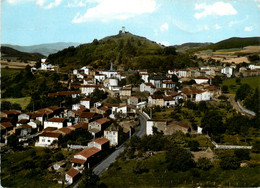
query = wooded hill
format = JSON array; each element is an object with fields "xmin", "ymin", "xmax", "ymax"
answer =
[
  {"xmin": 195, "ymin": 37, "xmax": 260, "ymax": 52},
  {"xmin": 47, "ymin": 32, "xmax": 197, "ymax": 72},
  {"xmin": 1, "ymin": 46, "xmax": 45, "ymax": 61}
]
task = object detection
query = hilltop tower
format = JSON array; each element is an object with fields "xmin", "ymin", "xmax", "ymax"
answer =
[{"xmin": 122, "ymin": 26, "xmax": 125, "ymax": 34}]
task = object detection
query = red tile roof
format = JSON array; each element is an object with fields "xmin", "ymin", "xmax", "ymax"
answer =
[
  {"xmin": 98, "ymin": 106, "xmax": 109, "ymax": 112},
  {"xmin": 81, "ymin": 98, "xmax": 91, "ymax": 101},
  {"xmin": 151, "ymin": 95, "xmax": 164, "ymax": 99},
  {"xmin": 95, "ymin": 118, "xmax": 110, "ymax": 125},
  {"xmin": 40, "ymin": 131, "xmax": 61, "ymax": 138},
  {"xmin": 1, "ymin": 110, "xmax": 21, "ymax": 115},
  {"xmin": 47, "ymin": 117, "xmax": 66, "ymax": 123},
  {"xmin": 76, "ymin": 147, "xmax": 101, "ymax": 159},
  {"xmin": 71, "ymin": 158, "xmax": 86, "ymax": 165},
  {"xmin": 18, "ymin": 119, "xmax": 29, "ymax": 124},
  {"xmin": 66, "ymin": 168, "xmax": 80, "ymax": 178},
  {"xmin": 58, "ymin": 127, "xmax": 72, "ymax": 135},
  {"xmin": 21, "ymin": 124, "xmax": 31, "ymax": 129},
  {"xmin": 44, "ymin": 127, "xmax": 57, "ymax": 132},
  {"xmin": 144, "ymin": 82, "xmax": 156, "ymax": 88},
  {"xmin": 73, "ymin": 122, "xmax": 89, "ymax": 129},
  {"xmin": 79, "ymin": 112, "xmax": 96, "ymax": 119},
  {"xmin": 93, "ymin": 138, "xmax": 109, "ymax": 145},
  {"xmin": 49, "ymin": 91, "xmax": 81, "ymax": 97},
  {"xmin": 1, "ymin": 122, "xmax": 13, "ymax": 128}
]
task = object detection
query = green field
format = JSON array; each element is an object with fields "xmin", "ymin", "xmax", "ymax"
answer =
[
  {"xmin": 1, "ymin": 97, "xmax": 31, "ymax": 110},
  {"xmin": 100, "ymin": 152, "xmax": 260, "ymax": 187},
  {"xmin": 1, "ymin": 68, "xmax": 22, "ymax": 78},
  {"xmin": 222, "ymin": 76, "xmax": 260, "ymax": 94}
]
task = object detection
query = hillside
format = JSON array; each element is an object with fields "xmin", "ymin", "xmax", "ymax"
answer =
[
  {"xmin": 1, "ymin": 46, "xmax": 45, "ymax": 61},
  {"xmin": 2, "ymin": 42, "xmax": 80, "ymax": 56},
  {"xmin": 47, "ymin": 32, "xmax": 197, "ymax": 72},
  {"xmin": 198, "ymin": 37, "xmax": 260, "ymax": 51},
  {"xmin": 174, "ymin": 42, "xmax": 213, "ymax": 53}
]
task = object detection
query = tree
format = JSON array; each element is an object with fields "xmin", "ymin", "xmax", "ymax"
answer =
[
  {"xmin": 235, "ymin": 78, "xmax": 241, "ymax": 85},
  {"xmin": 196, "ymin": 157, "xmax": 213, "ymax": 170},
  {"xmin": 188, "ymin": 140, "xmax": 200, "ymax": 151},
  {"xmin": 171, "ymin": 74, "xmax": 178, "ymax": 82},
  {"xmin": 1, "ymin": 101, "xmax": 12, "ymax": 110},
  {"xmin": 11, "ymin": 103, "xmax": 22, "ymax": 110},
  {"xmin": 166, "ymin": 146, "xmax": 195, "ymax": 171},
  {"xmin": 79, "ymin": 169, "xmax": 100, "ymax": 188},
  {"xmin": 235, "ymin": 84, "xmax": 251, "ymax": 101},
  {"xmin": 219, "ymin": 156, "xmax": 240, "ymax": 170},
  {"xmin": 54, "ymin": 152, "xmax": 64, "ymax": 161},
  {"xmin": 7, "ymin": 135, "xmax": 20, "ymax": 150},
  {"xmin": 133, "ymin": 161, "xmax": 149, "ymax": 174},
  {"xmin": 221, "ymin": 85, "xmax": 229, "ymax": 93},
  {"xmin": 234, "ymin": 150, "xmax": 251, "ymax": 161},
  {"xmin": 201, "ymin": 111, "xmax": 225, "ymax": 136}
]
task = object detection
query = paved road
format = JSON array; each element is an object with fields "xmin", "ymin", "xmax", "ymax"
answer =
[
  {"xmin": 93, "ymin": 112, "xmax": 147, "ymax": 176},
  {"xmin": 73, "ymin": 112, "xmax": 147, "ymax": 187}
]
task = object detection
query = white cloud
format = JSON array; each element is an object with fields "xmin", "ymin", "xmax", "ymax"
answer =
[
  {"xmin": 72, "ymin": 0, "xmax": 156, "ymax": 23},
  {"xmin": 194, "ymin": 2, "xmax": 237, "ymax": 19},
  {"xmin": 229, "ymin": 15, "xmax": 248, "ymax": 27},
  {"xmin": 172, "ymin": 19, "xmax": 210, "ymax": 33},
  {"xmin": 255, "ymin": 0, "xmax": 260, "ymax": 8},
  {"xmin": 215, "ymin": 24, "xmax": 221, "ymax": 29},
  {"xmin": 157, "ymin": 41, "xmax": 170, "ymax": 46},
  {"xmin": 160, "ymin": 23, "xmax": 168, "ymax": 32},
  {"xmin": 36, "ymin": 0, "xmax": 62, "ymax": 9},
  {"xmin": 244, "ymin": 26, "xmax": 253, "ymax": 31},
  {"xmin": 67, "ymin": 0, "xmax": 88, "ymax": 7},
  {"xmin": 5, "ymin": 0, "xmax": 33, "ymax": 4}
]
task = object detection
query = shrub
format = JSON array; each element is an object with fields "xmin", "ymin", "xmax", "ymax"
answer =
[{"xmin": 196, "ymin": 157, "xmax": 213, "ymax": 170}]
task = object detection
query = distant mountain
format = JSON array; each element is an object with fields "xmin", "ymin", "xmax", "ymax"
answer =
[
  {"xmin": 1, "ymin": 46, "xmax": 45, "ymax": 61},
  {"xmin": 2, "ymin": 42, "xmax": 81, "ymax": 56}
]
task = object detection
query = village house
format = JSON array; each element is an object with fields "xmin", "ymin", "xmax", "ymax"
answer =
[
  {"xmin": 0, "ymin": 110, "xmax": 21, "ymax": 120},
  {"xmin": 88, "ymin": 118, "xmax": 111, "ymax": 138},
  {"xmin": 96, "ymin": 106, "xmax": 110, "ymax": 116},
  {"xmin": 148, "ymin": 95, "xmax": 165, "ymax": 107},
  {"xmin": 44, "ymin": 117, "xmax": 67, "ymax": 129},
  {"xmin": 65, "ymin": 168, "xmax": 80, "ymax": 185},
  {"xmin": 194, "ymin": 76, "xmax": 210, "ymax": 84},
  {"xmin": 1, "ymin": 122, "xmax": 14, "ymax": 136},
  {"xmin": 80, "ymin": 98, "xmax": 91, "ymax": 109},
  {"xmin": 127, "ymin": 96, "xmax": 141, "ymax": 106},
  {"xmin": 80, "ymin": 84, "xmax": 105, "ymax": 96},
  {"xmin": 15, "ymin": 124, "xmax": 32, "ymax": 137},
  {"xmin": 78, "ymin": 112, "xmax": 100, "ymax": 123},
  {"xmin": 94, "ymin": 74, "xmax": 106, "ymax": 83},
  {"xmin": 146, "ymin": 119, "xmax": 167, "ymax": 135},
  {"xmin": 181, "ymin": 88, "xmax": 213, "ymax": 102},
  {"xmin": 162, "ymin": 81, "xmax": 176, "ymax": 89},
  {"xmin": 35, "ymin": 131, "xmax": 62, "ymax": 147},
  {"xmin": 140, "ymin": 82, "xmax": 156, "ymax": 95},
  {"xmin": 119, "ymin": 86, "xmax": 132, "ymax": 98},
  {"xmin": 18, "ymin": 113, "xmax": 30, "ymax": 121},
  {"xmin": 164, "ymin": 96, "xmax": 176, "ymax": 107},
  {"xmin": 221, "ymin": 67, "xmax": 233, "ymax": 77},
  {"xmin": 109, "ymin": 105, "xmax": 135, "ymax": 119},
  {"xmin": 88, "ymin": 137, "xmax": 110, "ymax": 150},
  {"xmin": 104, "ymin": 124, "xmax": 119, "ymax": 146},
  {"xmin": 16, "ymin": 119, "xmax": 30, "ymax": 127},
  {"xmin": 54, "ymin": 127, "xmax": 73, "ymax": 136},
  {"xmin": 71, "ymin": 147, "xmax": 101, "ymax": 169}
]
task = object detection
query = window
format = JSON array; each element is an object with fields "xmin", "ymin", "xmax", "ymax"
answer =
[
  {"xmin": 42, "ymin": 139, "xmax": 45, "ymax": 142},
  {"xmin": 113, "ymin": 132, "xmax": 115, "ymax": 135},
  {"xmin": 48, "ymin": 140, "xmax": 51, "ymax": 142}
]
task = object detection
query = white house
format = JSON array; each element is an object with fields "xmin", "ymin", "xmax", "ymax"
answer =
[
  {"xmin": 194, "ymin": 76, "xmax": 209, "ymax": 84},
  {"xmin": 94, "ymin": 74, "xmax": 106, "ymax": 83},
  {"xmin": 65, "ymin": 168, "xmax": 80, "ymax": 185},
  {"xmin": 83, "ymin": 78, "xmax": 94, "ymax": 85},
  {"xmin": 71, "ymin": 147, "xmax": 101, "ymax": 169},
  {"xmin": 73, "ymin": 69, "xmax": 78, "ymax": 75},
  {"xmin": 44, "ymin": 117, "xmax": 67, "ymax": 129},
  {"xmin": 18, "ymin": 113, "xmax": 30, "ymax": 121},
  {"xmin": 80, "ymin": 98, "xmax": 91, "ymax": 109},
  {"xmin": 136, "ymin": 101, "xmax": 147, "ymax": 109},
  {"xmin": 88, "ymin": 138, "xmax": 110, "ymax": 150},
  {"xmin": 175, "ymin": 69, "xmax": 188, "ymax": 78},
  {"xmin": 80, "ymin": 66, "xmax": 93, "ymax": 75},
  {"xmin": 35, "ymin": 131, "xmax": 61, "ymax": 147},
  {"xmin": 162, "ymin": 81, "xmax": 175, "ymax": 89},
  {"xmin": 110, "ymin": 105, "xmax": 129, "ymax": 119},
  {"xmin": 197, "ymin": 126, "xmax": 203, "ymax": 134},
  {"xmin": 221, "ymin": 67, "xmax": 233, "ymax": 77},
  {"xmin": 146, "ymin": 119, "xmax": 167, "ymax": 135},
  {"xmin": 140, "ymin": 83, "xmax": 156, "ymax": 95},
  {"xmin": 80, "ymin": 85, "xmax": 104, "ymax": 96},
  {"xmin": 140, "ymin": 73, "xmax": 149, "ymax": 83},
  {"xmin": 164, "ymin": 96, "xmax": 176, "ymax": 107},
  {"xmin": 195, "ymin": 91, "xmax": 213, "ymax": 102},
  {"xmin": 104, "ymin": 126, "xmax": 119, "ymax": 146}
]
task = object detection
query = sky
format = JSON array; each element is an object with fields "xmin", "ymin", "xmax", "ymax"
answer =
[{"xmin": 1, "ymin": 0, "xmax": 260, "ymax": 46}]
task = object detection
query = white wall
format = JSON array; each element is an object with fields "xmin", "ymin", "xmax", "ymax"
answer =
[
  {"xmin": 146, "ymin": 120, "xmax": 154, "ymax": 135},
  {"xmin": 44, "ymin": 121, "xmax": 63, "ymax": 129}
]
